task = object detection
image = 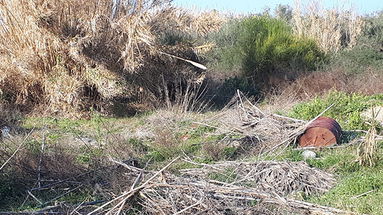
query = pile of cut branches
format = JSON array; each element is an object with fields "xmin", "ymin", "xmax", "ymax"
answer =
[{"xmin": 74, "ymin": 158, "xmax": 348, "ymax": 215}]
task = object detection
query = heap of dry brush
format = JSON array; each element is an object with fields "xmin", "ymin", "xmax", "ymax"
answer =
[{"xmin": 0, "ymin": 0, "xmax": 224, "ymax": 117}]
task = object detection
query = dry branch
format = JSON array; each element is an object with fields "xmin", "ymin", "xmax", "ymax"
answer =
[
  {"xmin": 86, "ymin": 156, "xmax": 351, "ymax": 215},
  {"xmin": 0, "ymin": 129, "xmax": 33, "ymax": 171}
]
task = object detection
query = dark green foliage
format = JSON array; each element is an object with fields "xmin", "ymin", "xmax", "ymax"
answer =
[
  {"xmin": 0, "ymin": 174, "xmax": 27, "ymax": 209},
  {"xmin": 239, "ymin": 17, "xmax": 324, "ymax": 81},
  {"xmin": 205, "ymin": 19, "xmax": 244, "ymax": 71},
  {"xmin": 208, "ymin": 16, "xmax": 325, "ymax": 89}
]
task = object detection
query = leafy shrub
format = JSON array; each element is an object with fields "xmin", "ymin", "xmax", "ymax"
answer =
[
  {"xmin": 289, "ymin": 91, "xmax": 383, "ymax": 130},
  {"xmin": 205, "ymin": 19, "xmax": 244, "ymax": 71},
  {"xmin": 239, "ymin": 17, "xmax": 323, "ymax": 77},
  {"xmin": 208, "ymin": 16, "xmax": 325, "ymax": 89},
  {"xmin": 327, "ymin": 46, "xmax": 383, "ymax": 75}
]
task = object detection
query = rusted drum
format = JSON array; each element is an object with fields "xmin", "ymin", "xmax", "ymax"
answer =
[{"xmin": 299, "ymin": 116, "xmax": 342, "ymax": 147}]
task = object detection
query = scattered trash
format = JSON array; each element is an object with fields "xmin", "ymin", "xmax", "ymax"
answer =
[
  {"xmin": 1, "ymin": 126, "xmax": 12, "ymax": 138},
  {"xmin": 302, "ymin": 150, "xmax": 316, "ymax": 159}
]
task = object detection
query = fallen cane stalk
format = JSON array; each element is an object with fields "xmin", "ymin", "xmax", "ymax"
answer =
[
  {"xmin": 0, "ymin": 129, "xmax": 34, "ymax": 171},
  {"xmin": 87, "ymin": 156, "xmax": 180, "ymax": 215}
]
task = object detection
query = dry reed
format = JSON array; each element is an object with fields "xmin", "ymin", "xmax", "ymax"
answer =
[
  {"xmin": 0, "ymin": 0, "xmax": 219, "ymax": 117},
  {"xmin": 292, "ymin": 0, "xmax": 364, "ymax": 53},
  {"xmin": 357, "ymin": 114, "xmax": 379, "ymax": 167}
]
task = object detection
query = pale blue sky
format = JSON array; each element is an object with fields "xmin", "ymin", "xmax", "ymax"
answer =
[{"xmin": 173, "ymin": 0, "xmax": 382, "ymax": 15}]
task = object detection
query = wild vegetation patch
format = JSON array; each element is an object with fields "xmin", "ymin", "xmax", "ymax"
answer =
[
  {"xmin": 206, "ymin": 16, "xmax": 324, "ymax": 94},
  {"xmin": 1, "ymin": 0, "xmax": 383, "ymax": 214},
  {"xmin": 0, "ymin": 0, "xmax": 215, "ymax": 117},
  {"xmin": 289, "ymin": 91, "xmax": 383, "ymax": 130}
]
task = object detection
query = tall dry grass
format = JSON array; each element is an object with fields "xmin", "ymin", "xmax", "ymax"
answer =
[
  {"xmin": 0, "ymin": 0, "xmax": 221, "ymax": 117},
  {"xmin": 292, "ymin": 0, "xmax": 364, "ymax": 53}
]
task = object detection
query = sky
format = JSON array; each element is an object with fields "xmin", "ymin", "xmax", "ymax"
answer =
[{"xmin": 172, "ymin": 0, "xmax": 383, "ymax": 15}]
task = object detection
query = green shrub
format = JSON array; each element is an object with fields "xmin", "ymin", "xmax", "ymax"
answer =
[
  {"xmin": 240, "ymin": 17, "xmax": 323, "ymax": 76},
  {"xmin": 327, "ymin": 46, "xmax": 383, "ymax": 75},
  {"xmin": 208, "ymin": 16, "xmax": 325, "ymax": 88},
  {"xmin": 289, "ymin": 91, "xmax": 383, "ymax": 130}
]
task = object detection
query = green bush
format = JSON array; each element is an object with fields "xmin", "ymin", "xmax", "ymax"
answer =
[
  {"xmin": 208, "ymin": 16, "xmax": 325, "ymax": 88},
  {"xmin": 289, "ymin": 91, "xmax": 383, "ymax": 130},
  {"xmin": 206, "ymin": 19, "xmax": 244, "ymax": 71}
]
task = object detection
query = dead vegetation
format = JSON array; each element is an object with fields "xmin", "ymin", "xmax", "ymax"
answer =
[
  {"xmin": 0, "ymin": 0, "xmax": 222, "ymax": 117},
  {"xmin": 181, "ymin": 160, "xmax": 335, "ymax": 196},
  {"xmin": 209, "ymin": 91, "xmax": 307, "ymax": 156},
  {"xmin": 53, "ymin": 157, "xmax": 343, "ymax": 215},
  {"xmin": 105, "ymin": 159, "xmax": 341, "ymax": 215},
  {"xmin": 2, "ymin": 91, "xmax": 381, "ymax": 214},
  {"xmin": 292, "ymin": 1, "xmax": 364, "ymax": 53},
  {"xmin": 1, "ymin": 1, "xmax": 382, "ymax": 213},
  {"xmin": 282, "ymin": 69, "xmax": 383, "ymax": 98}
]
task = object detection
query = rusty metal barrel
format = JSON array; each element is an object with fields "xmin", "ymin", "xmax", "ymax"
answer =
[{"xmin": 299, "ymin": 116, "xmax": 342, "ymax": 147}]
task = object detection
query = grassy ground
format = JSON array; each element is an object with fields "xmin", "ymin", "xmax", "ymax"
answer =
[
  {"xmin": 1, "ymin": 92, "xmax": 383, "ymax": 214},
  {"xmin": 267, "ymin": 143, "xmax": 383, "ymax": 215},
  {"xmin": 0, "ymin": 110, "xmax": 237, "ymax": 211}
]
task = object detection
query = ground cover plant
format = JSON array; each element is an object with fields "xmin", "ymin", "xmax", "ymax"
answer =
[{"xmin": 289, "ymin": 91, "xmax": 383, "ymax": 130}]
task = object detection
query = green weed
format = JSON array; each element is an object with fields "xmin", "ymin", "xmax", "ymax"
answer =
[
  {"xmin": 310, "ymin": 169, "xmax": 383, "ymax": 215},
  {"xmin": 289, "ymin": 91, "xmax": 383, "ymax": 130}
]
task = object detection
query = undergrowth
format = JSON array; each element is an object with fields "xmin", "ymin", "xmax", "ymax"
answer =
[
  {"xmin": 268, "ymin": 140, "xmax": 383, "ymax": 215},
  {"xmin": 289, "ymin": 91, "xmax": 383, "ymax": 130},
  {"xmin": 207, "ymin": 16, "xmax": 325, "ymax": 91}
]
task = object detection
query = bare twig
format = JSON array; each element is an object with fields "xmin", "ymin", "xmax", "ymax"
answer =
[
  {"xmin": 350, "ymin": 189, "xmax": 375, "ymax": 199},
  {"xmin": 0, "ymin": 129, "xmax": 34, "ymax": 171},
  {"xmin": 172, "ymin": 198, "xmax": 203, "ymax": 215},
  {"xmin": 44, "ymin": 185, "xmax": 84, "ymax": 205},
  {"xmin": 88, "ymin": 156, "xmax": 180, "ymax": 215},
  {"xmin": 27, "ymin": 191, "xmax": 43, "ymax": 205},
  {"xmin": 159, "ymin": 51, "xmax": 207, "ymax": 70},
  {"xmin": 37, "ymin": 128, "xmax": 47, "ymax": 188}
]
